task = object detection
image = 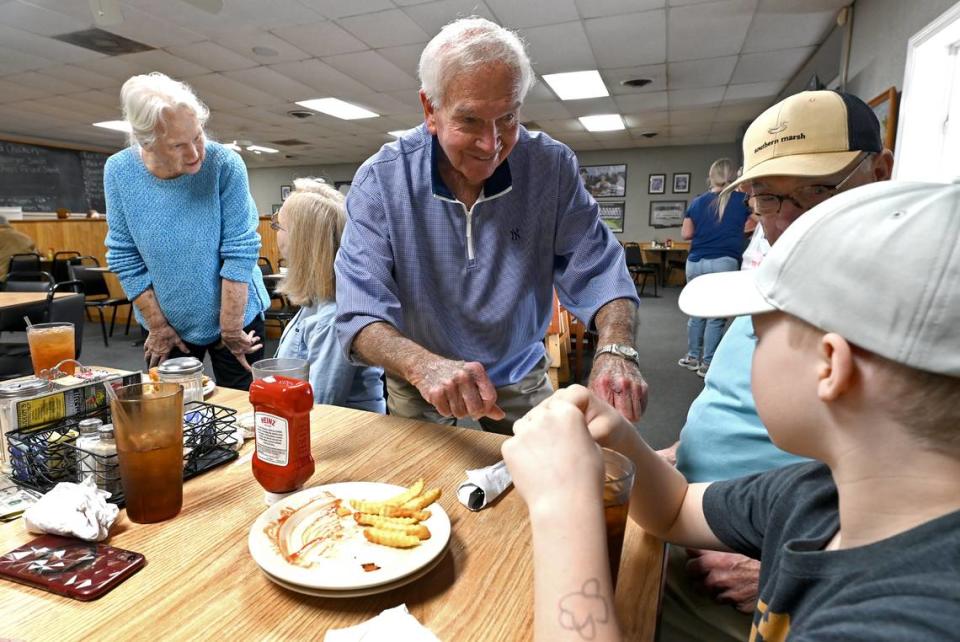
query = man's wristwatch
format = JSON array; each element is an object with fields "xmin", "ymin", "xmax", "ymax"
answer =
[{"xmin": 595, "ymin": 344, "xmax": 641, "ymax": 368}]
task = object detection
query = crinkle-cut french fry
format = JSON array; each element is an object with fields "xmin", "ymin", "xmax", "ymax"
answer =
[
  {"xmin": 350, "ymin": 499, "xmax": 388, "ymax": 514},
  {"xmin": 354, "ymin": 512, "xmax": 418, "ymax": 526},
  {"xmin": 364, "ymin": 527, "xmax": 420, "ymax": 548},
  {"xmin": 402, "ymin": 487, "xmax": 442, "ymax": 511},
  {"xmin": 351, "ymin": 501, "xmax": 431, "ymax": 520},
  {"xmin": 385, "ymin": 479, "xmax": 424, "ymax": 507},
  {"xmin": 336, "ymin": 505, "xmax": 352, "ymax": 517}
]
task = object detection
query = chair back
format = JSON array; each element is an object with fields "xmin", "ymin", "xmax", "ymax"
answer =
[
  {"xmin": 46, "ymin": 281, "xmax": 85, "ymax": 358},
  {"xmin": 624, "ymin": 245, "xmax": 645, "ymax": 268},
  {"xmin": 52, "ymin": 251, "xmax": 82, "ymax": 283},
  {"xmin": 3, "ymin": 271, "xmax": 55, "ymax": 292},
  {"xmin": 68, "ymin": 258, "xmax": 110, "ymax": 298},
  {"xmin": 8, "ymin": 252, "xmax": 41, "ymax": 276},
  {"xmin": 258, "ymin": 257, "xmax": 282, "ymax": 300},
  {"xmin": 0, "ymin": 272, "xmax": 54, "ymax": 331}
]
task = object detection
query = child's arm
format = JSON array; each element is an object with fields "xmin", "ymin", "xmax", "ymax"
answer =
[
  {"xmin": 503, "ymin": 395, "xmax": 621, "ymax": 642},
  {"xmin": 565, "ymin": 385, "xmax": 730, "ymax": 551}
]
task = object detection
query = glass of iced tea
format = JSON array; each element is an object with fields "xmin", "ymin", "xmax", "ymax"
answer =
[
  {"xmin": 111, "ymin": 383, "xmax": 184, "ymax": 524},
  {"xmin": 602, "ymin": 448, "xmax": 636, "ymax": 586},
  {"xmin": 26, "ymin": 322, "xmax": 75, "ymax": 376}
]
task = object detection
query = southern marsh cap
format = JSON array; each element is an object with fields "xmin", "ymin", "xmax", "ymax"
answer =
[
  {"xmin": 679, "ymin": 181, "xmax": 960, "ymax": 377},
  {"xmin": 723, "ymin": 91, "xmax": 882, "ymax": 197}
]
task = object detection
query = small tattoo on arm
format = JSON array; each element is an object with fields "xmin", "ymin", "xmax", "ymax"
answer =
[{"xmin": 558, "ymin": 578, "xmax": 610, "ymax": 640}]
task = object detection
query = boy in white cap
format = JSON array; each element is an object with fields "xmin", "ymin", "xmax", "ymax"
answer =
[{"xmin": 503, "ymin": 180, "xmax": 960, "ymax": 641}]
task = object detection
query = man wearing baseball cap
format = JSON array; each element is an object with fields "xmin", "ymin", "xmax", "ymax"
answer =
[
  {"xmin": 501, "ymin": 180, "xmax": 960, "ymax": 640},
  {"xmin": 663, "ymin": 90, "xmax": 893, "ymax": 641}
]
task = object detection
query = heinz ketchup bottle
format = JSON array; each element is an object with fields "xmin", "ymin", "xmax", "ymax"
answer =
[{"xmin": 249, "ymin": 359, "xmax": 315, "ymax": 503}]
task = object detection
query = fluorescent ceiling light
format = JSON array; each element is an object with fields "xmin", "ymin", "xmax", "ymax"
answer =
[
  {"xmin": 296, "ymin": 98, "xmax": 379, "ymax": 120},
  {"xmin": 542, "ymin": 70, "xmax": 609, "ymax": 100},
  {"xmin": 388, "ymin": 129, "xmax": 411, "ymax": 137},
  {"xmin": 246, "ymin": 144, "xmax": 279, "ymax": 154},
  {"xmin": 92, "ymin": 120, "xmax": 131, "ymax": 133},
  {"xmin": 223, "ymin": 141, "xmax": 241, "ymax": 152},
  {"xmin": 579, "ymin": 114, "xmax": 625, "ymax": 132}
]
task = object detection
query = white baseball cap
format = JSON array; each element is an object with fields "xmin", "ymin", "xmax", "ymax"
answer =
[{"xmin": 679, "ymin": 181, "xmax": 960, "ymax": 376}]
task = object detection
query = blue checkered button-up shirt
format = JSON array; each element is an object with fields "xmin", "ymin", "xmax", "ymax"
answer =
[{"xmin": 335, "ymin": 124, "xmax": 639, "ymax": 387}]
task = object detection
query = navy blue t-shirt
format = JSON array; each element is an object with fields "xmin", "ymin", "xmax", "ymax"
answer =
[{"xmin": 685, "ymin": 191, "xmax": 750, "ymax": 262}]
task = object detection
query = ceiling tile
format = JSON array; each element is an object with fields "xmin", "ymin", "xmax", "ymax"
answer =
[
  {"xmin": 585, "ymin": 10, "xmax": 667, "ymax": 68},
  {"xmin": 561, "ymin": 96, "xmax": 619, "ymax": 118},
  {"xmin": 667, "ymin": 56, "xmax": 738, "ymax": 89},
  {"xmin": 524, "ymin": 21, "xmax": 596, "ymax": 76},
  {"xmin": 166, "ymin": 41, "xmax": 259, "ymax": 72},
  {"xmin": 0, "ymin": 24, "xmax": 103, "ymax": 64},
  {"xmin": 34, "ymin": 64, "xmax": 118, "ymax": 90},
  {"xmin": 3, "ymin": 71, "xmax": 87, "ymax": 95},
  {"xmin": 269, "ymin": 59, "xmax": 375, "ymax": 97},
  {"xmin": 0, "ymin": 78, "xmax": 50, "ymax": 103},
  {"xmin": 100, "ymin": 5, "xmax": 205, "ymax": 48},
  {"xmin": 400, "ymin": 0, "xmax": 496, "ymax": 36},
  {"xmin": 188, "ymin": 73, "xmax": 283, "ymax": 107},
  {"xmin": 346, "ymin": 92, "xmax": 420, "ymax": 116},
  {"xmin": 730, "ymin": 46, "xmax": 815, "ymax": 83},
  {"xmin": 668, "ymin": 0, "xmax": 757, "ymax": 61},
  {"xmin": 519, "ymin": 101, "xmax": 573, "ymax": 121},
  {"xmin": 573, "ymin": 0, "xmax": 664, "ymax": 19},
  {"xmin": 210, "ymin": 28, "xmax": 312, "ymax": 64},
  {"xmin": 11, "ymin": 0, "xmax": 92, "ymax": 22},
  {"xmin": 270, "ymin": 21, "xmax": 369, "ymax": 58},
  {"xmin": 75, "ymin": 55, "xmax": 150, "ymax": 81},
  {"xmin": 668, "ymin": 86, "xmax": 725, "ymax": 109},
  {"xmin": 0, "ymin": 1, "xmax": 91, "ymax": 36},
  {"xmin": 604, "ymin": 64, "xmax": 667, "ymax": 95},
  {"xmin": 613, "ymin": 92, "xmax": 669, "ymax": 113},
  {"xmin": 536, "ymin": 119, "xmax": 585, "ymax": 133},
  {"xmin": 324, "ymin": 51, "xmax": 420, "ymax": 93},
  {"xmin": 116, "ymin": 50, "xmax": 212, "ymax": 79},
  {"xmin": 624, "ymin": 110, "xmax": 669, "ymax": 127},
  {"xmin": 0, "ymin": 45, "xmax": 57, "ymax": 74},
  {"xmin": 722, "ymin": 81, "xmax": 783, "ymax": 102},
  {"xmin": 339, "ymin": 9, "xmax": 431, "ymax": 48},
  {"xmin": 483, "ymin": 0, "xmax": 580, "ymax": 28},
  {"xmin": 669, "ymin": 107, "xmax": 717, "ymax": 124},
  {"xmin": 219, "ymin": 0, "xmax": 326, "ymax": 28},
  {"xmin": 524, "ymin": 81, "xmax": 559, "ymax": 104},
  {"xmin": 222, "ymin": 67, "xmax": 318, "ymax": 102},
  {"xmin": 714, "ymin": 99, "xmax": 772, "ymax": 122},
  {"xmin": 299, "ymin": 0, "xmax": 396, "ymax": 19},
  {"xmin": 743, "ymin": 7, "xmax": 837, "ymax": 53},
  {"xmin": 376, "ymin": 43, "xmax": 425, "ymax": 80}
]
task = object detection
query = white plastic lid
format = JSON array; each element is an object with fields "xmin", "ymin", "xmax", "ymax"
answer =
[{"xmin": 264, "ymin": 489, "xmax": 298, "ymax": 505}]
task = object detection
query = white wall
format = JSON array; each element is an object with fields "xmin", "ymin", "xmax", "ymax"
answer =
[{"xmin": 248, "ymin": 163, "xmax": 360, "ymax": 215}]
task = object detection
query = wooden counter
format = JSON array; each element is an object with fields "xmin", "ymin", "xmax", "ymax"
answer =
[{"xmin": 0, "ymin": 388, "xmax": 666, "ymax": 640}]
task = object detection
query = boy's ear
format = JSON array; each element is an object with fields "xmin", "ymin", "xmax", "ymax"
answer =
[{"xmin": 817, "ymin": 333, "xmax": 854, "ymax": 401}]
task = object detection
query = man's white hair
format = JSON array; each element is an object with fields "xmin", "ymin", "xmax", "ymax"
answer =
[
  {"xmin": 418, "ymin": 16, "xmax": 535, "ymax": 109},
  {"xmin": 120, "ymin": 72, "xmax": 209, "ymax": 148}
]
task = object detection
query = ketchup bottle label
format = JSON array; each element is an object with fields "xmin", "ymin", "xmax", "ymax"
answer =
[{"xmin": 254, "ymin": 412, "xmax": 288, "ymax": 466}]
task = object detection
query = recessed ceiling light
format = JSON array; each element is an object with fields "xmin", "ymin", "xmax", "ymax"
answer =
[
  {"xmin": 621, "ymin": 78, "xmax": 653, "ymax": 88},
  {"xmin": 92, "ymin": 120, "xmax": 131, "ymax": 133},
  {"xmin": 640, "ymin": 131, "xmax": 658, "ymax": 138},
  {"xmin": 296, "ymin": 98, "xmax": 379, "ymax": 120},
  {"xmin": 388, "ymin": 129, "xmax": 411, "ymax": 137},
  {"xmin": 542, "ymin": 70, "xmax": 609, "ymax": 100},
  {"xmin": 246, "ymin": 145, "xmax": 279, "ymax": 154},
  {"xmin": 252, "ymin": 46, "xmax": 278, "ymax": 57},
  {"xmin": 579, "ymin": 114, "xmax": 625, "ymax": 132}
]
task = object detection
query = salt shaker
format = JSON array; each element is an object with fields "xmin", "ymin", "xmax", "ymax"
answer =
[
  {"xmin": 157, "ymin": 357, "xmax": 204, "ymax": 405},
  {"xmin": 87, "ymin": 424, "xmax": 121, "ymax": 497},
  {"xmin": 75, "ymin": 417, "xmax": 102, "ymax": 485}
]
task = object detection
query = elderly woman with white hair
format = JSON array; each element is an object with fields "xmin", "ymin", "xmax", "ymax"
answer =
[
  {"xmin": 272, "ymin": 178, "xmax": 385, "ymax": 412},
  {"xmin": 334, "ymin": 16, "xmax": 646, "ymax": 433},
  {"xmin": 104, "ymin": 72, "xmax": 269, "ymax": 389}
]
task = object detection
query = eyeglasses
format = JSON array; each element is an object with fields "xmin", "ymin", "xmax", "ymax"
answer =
[
  {"xmin": 745, "ymin": 154, "xmax": 871, "ymax": 215},
  {"xmin": 269, "ymin": 212, "xmax": 285, "ymax": 232}
]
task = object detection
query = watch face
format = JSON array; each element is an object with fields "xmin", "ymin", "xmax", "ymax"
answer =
[{"xmin": 620, "ymin": 346, "xmax": 639, "ymax": 359}]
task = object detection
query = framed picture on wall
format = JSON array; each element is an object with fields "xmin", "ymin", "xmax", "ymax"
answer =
[
  {"xmin": 280, "ymin": 184, "xmax": 292, "ymax": 201},
  {"xmin": 672, "ymin": 172, "xmax": 691, "ymax": 194},
  {"xmin": 580, "ymin": 164, "xmax": 627, "ymax": 198},
  {"xmin": 649, "ymin": 200, "xmax": 686, "ymax": 228},
  {"xmin": 868, "ymin": 86, "xmax": 899, "ymax": 151},
  {"xmin": 598, "ymin": 201, "xmax": 625, "ymax": 234},
  {"xmin": 648, "ymin": 173, "xmax": 665, "ymax": 194},
  {"xmin": 271, "ymin": 204, "xmax": 281, "ymax": 214},
  {"xmin": 335, "ymin": 181, "xmax": 352, "ymax": 196}
]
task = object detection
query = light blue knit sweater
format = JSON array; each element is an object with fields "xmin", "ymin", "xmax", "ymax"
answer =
[{"xmin": 104, "ymin": 142, "xmax": 269, "ymax": 345}]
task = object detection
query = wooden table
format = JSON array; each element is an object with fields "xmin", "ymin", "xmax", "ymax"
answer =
[
  {"xmin": 0, "ymin": 291, "xmax": 69, "ymax": 310},
  {"xmin": 640, "ymin": 243, "xmax": 690, "ymax": 287},
  {"xmin": 0, "ymin": 388, "xmax": 666, "ymax": 641}
]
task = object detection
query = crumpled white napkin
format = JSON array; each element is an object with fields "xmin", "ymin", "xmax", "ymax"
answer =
[
  {"xmin": 23, "ymin": 477, "xmax": 119, "ymax": 542},
  {"xmin": 456, "ymin": 460, "xmax": 512, "ymax": 511},
  {"xmin": 324, "ymin": 604, "xmax": 440, "ymax": 642}
]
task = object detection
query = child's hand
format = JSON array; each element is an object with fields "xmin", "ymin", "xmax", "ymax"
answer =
[
  {"xmin": 503, "ymin": 393, "xmax": 604, "ymax": 517},
  {"xmin": 548, "ymin": 385, "xmax": 636, "ymax": 453}
]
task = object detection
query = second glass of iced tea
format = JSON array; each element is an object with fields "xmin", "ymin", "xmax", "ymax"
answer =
[
  {"xmin": 602, "ymin": 448, "xmax": 636, "ymax": 586},
  {"xmin": 26, "ymin": 322, "xmax": 75, "ymax": 376},
  {"xmin": 111, "ymin": 383, "xmax": 184, "ymax": 523}
]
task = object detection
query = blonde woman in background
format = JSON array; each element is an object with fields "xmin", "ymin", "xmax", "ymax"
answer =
[
  {"xmin": 273, "ymin": 179, "xmax": 385, "ymax": 412},
  {"xmin": 678, "ymin": 158, "xmax": 752, "ymax": 377}
]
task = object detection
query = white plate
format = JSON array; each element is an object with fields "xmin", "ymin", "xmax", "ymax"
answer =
[
  {"xmin": 248, "ymin": 481, "xmax": 451, "ymax": 591},
  {"xmin": 202, "ymin": 378, "xmax": 215, "ymax": 398},
  {"xmin": 260, "ymin": 545, "xmax": 449, "ymax": 598}
]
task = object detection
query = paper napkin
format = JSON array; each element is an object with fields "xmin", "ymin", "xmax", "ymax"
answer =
[
  {"xmin": 324, "ymin": 604, "xmax": 439, "ymax": 642},
  {"xmin": 456, "ymin": 460, "xmax": 512, "ymax": 511},
  {"xmin": 23, "ymin": 478, "xmax": 119, "ymax": 542}
]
